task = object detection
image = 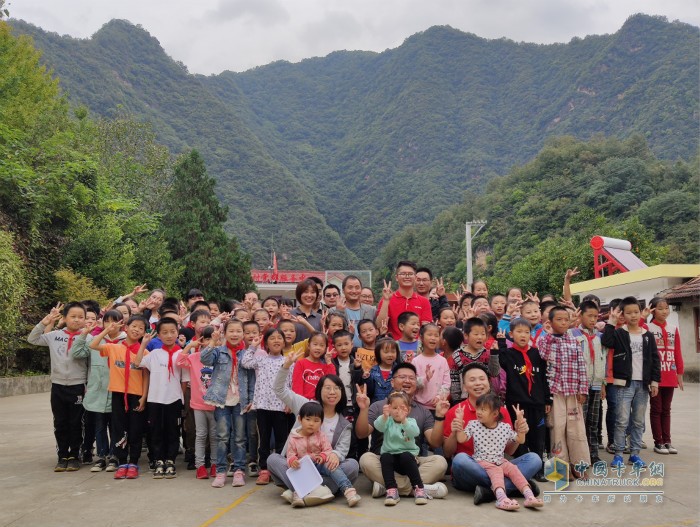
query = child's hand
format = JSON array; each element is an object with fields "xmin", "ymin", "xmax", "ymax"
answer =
[
  {"xmin": 313, "ymin": 454, "xmax": 324, "ymax": 464},
  {"xmin": 512, "ymin": 403, "xmax": 525, "ymax": 422},
  {"xmin": 178, "ymin": 334, "xmax": 187, "ymax": 347},
  {"xmin": 355, "ymin": 384, "xmax": 370, "ymax": 409},
  {"xmin": 564, "ymin": 267, "xmax": 580, "ymax": 282},
  {"xmin": 379, "ymin": 318, "xmax": 388, "ymax": 336},
  {"xmin": 179, "ymin": 301, "xmax": 188, "ymax": 319},
  {"xmin": 82, "ymin": 319, "xmax": 97, "ymax": 335},
  {"xmin": 641, "ymin": 305, "xmax": 651, "ymax": 320},
  {"xmin": 347, "ymin": 321, "xmax": 355, "ymax": 335},
  {"xmin": 382, "ymin": 403, "xmax": 391, "ymax": 419},
  {"xmin": 210, "ymin": 329, "xmax": 223, "ymax": 347},
  {"xmin": 131, "ymin": 283, "xmax": 148, "ymax": 297},
  {"xmin": 382, "ymin": 280, "xmax": 393, "ymax": 302},
  {"xmin": 608, "ymin": 307, "xmax": 621, "ymax": 326},
  {"xmin": 324, "ymin": 348, "xmax": 333, "ymax": 364},
  {"xmin": 396, "ymin": 406, "xmax": 408, "ymax": 423},
  {"xmin": 135, "ymin": 397, "xmax": 146, "ymax": 412},
  {"xmin": 506, "ymin": 301, "xmax": 522, "ymax": 317},
  {"xmin": 496, "ymin": 330, "xmax": 506, "ymax": 340},
  {"xmin": 104, "ymin": 320, "xmax": 122, "ymax": 335},
  {"xmin": 577, "ymin": 394, "xmax": 587, "ymax": 405},
  {"xmin": 251, "ymin": 335, "xmax": 262, "ymax": 349},
  {"xmin": 362, "ymin": 371, "xmax": 369, "ymax": 379},
  {"xmin": 353, "ymin": 355, "xmax": 363, "ymax": 369},
  {"xmin": 42, "ymin": 302, "xmax": 64, "ymax": 325},
  {"xmin": 290, "ymin": 459, "xmax": 300, "ymax": 469},
  {"xmin": 525, "ymin": 291, "xmax": 540, "ymax": 304},
  {"xmin": 284, "ymin": 349, "xmax": 304, "ymax": 368},
  {"xmin": 545, "ymin": 404, "xmax": 551, "ymax": 414},
  {"xmin": 452, "ymin": 407, "xmax": 464, "ymax": 435},
  {"xmin": 219, "ymin": 311, "xmax": 231, "ymax": 324},
  {"xmin": 678, "ymin": 374, "xmax": 684, "ymax": 391}
]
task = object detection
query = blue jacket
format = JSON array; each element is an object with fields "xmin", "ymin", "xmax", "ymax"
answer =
[
  {"xmin": 354, "ymin": 364, "xmax": 394, "ymax": 404},
  {"xmin": 200, "ymin": 345, "xmax": 249, "ymax": 407}
]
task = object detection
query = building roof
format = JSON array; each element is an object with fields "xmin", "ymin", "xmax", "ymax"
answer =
[
  {"xmin": 659, "ymin": 275, "xmax": 700, "ymax": 301},
  {"xmin": 570, "ymin": 264, "xmax": 700, "ymax": 295}
]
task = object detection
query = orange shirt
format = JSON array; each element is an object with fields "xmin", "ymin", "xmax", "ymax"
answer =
[{"xmin": 101, "ymin": 343, "xmax": 149, "ymax": 396}]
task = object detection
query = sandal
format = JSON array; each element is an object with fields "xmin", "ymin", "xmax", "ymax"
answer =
[
  {"xmin": 524, "ymin": 496, "xmax": 544, "ymax": 508},
  {"xmin": 495, "ymin": 497, "xmax": 520, "ymax": 511}
]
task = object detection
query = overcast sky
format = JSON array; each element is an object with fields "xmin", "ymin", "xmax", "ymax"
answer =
[{"xmin": 10, "ymin": 0, "xmax": 700, "ymax": 75}]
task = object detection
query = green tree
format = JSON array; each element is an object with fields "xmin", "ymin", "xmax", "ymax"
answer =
[{"xmin": 162, "ymin": 150, "xmax": 253, "ymax": 299}]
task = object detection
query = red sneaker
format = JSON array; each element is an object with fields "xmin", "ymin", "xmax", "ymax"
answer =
[
  {"xmin": 114, "ymin": 465, "xmax": 128, "ymax": 479},
  {"xmin": 125, "ymin": 464, "xmax": 139, "ymax": 479},
  {"xmin": 196, "ymin": 466, "xmax": 209, "ymax": 479},
  {"xmin": 210, "ymin": 464, "xmax": 217, "ymax": 478},
  {"xmin": 255, "ymin": 469, "xmax": 271, "ymax": 485}
]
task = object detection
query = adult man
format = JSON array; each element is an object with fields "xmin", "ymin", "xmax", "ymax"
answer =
[
  {"xmin": 375, "ymin": 261, "xmax": 433, "ymax": 340},
  {"xmin": 322, "ymin": 284, "xmax": 341, "ymax": 310},
  {"xmin": 442, "ymin": 363, "xmax": 541, "ymax": 504},
  {"xmin": 330, "ymin": 276, "xmax": 377, "ymax": 346},
  {"xmin": 415, "ymin": 267, "xmax": 450, "ymax": 321},
  {"xmin": 355, "ymin": 362, "xmax": 449, "ymax": 499}
]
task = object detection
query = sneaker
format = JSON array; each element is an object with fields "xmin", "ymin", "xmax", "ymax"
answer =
[
  {"xmin": 91, "ymin": 458, "xmax": 107, "ymax": 472},
  {"xmin": 105, "ymin": 459, "xmax": 118, "ymax": 472},
  {"xmin": 149, "ymin": 460, "xmax": 156, "ymax": 472},
  {"xmin": 256, "ymin": 469, "xmax": 271, "ymax": 485},
  {"xmin": 605, "ymin": 443, "xmax": 616, "ymax": 455},
  {"xmin": 424, "ymin": 482, "xmax": 448, "ymax": 499},
  {"xmin": 232, "ymin": 470, "xmax": 246, "ymax": 487},
  {"xmin": 196, "ymin": 465, "xmax": 209, "ymax": 479},
  {"xmin": 414, "ymin": 486, "xmax": 428, "ymax": 505},
  {"xmin": 534, "ymin": 470, "xmax": 548, "ymax": 482},
  {"xmin": 628, "ymin": 454, "xmax": 646, "ymax": 468},
  {"xmin": 66, "ymin": 457, "xmax": 80, "ymax": 471},
  {"xmin": 384, "ymin": 488, "xmax": 400, "ymax": 506},
  {"xmin": 291, "ymin": 492, "xmax": 306, "ymax": 508},
  {"xmin": 82, "ymin": 452, "xmax": 93, "ymax": 465},
  {"xmin": 114, "ymin": 465, "xmax": 129, "ymax": 479},
  {"xmin": 126, "ymin": 464, "xmax": 139, "ymax": 479},
  {"xmin": 247, "ymin": 461, "xmax": 259, "ymax": 477},
  {"xmin": 303, "ymin": 485, "xmax": 334, "ymax": 506},
  {"xmin": 345, "ymin": 487, "xmax": 361, "ymax": 507},
  {"xmin": 665, "ymin": 443, "xmax": 678, "ymax": 454},
  {"xmin": 610, "ymin": 455, "xmax": 624, "ymax": 469},
  {"xmin": 210, "ymin": 464, "xmax": 217, "ymax": 478},
  {"xmin": 590, "ymin": 456, "xmax": 601, "ymax": 466},
  {"xmin": 281, "ymin": 489, "xmax": 294, "ymax": 504},
  {"xmin": 165, "ymin": 460, "xmax": 177, "ymax": 479},
  {"xmin": 226, "ymin": 463, "xmax": 235, "ymax": 477},
  {"xmin": 187, "ymin": 460, "xmax": 196, "ymax": 470},
  {"xmin": 654, "ymin": 443, "xmax": 669, "ymax": 455},
  {"xmin": 371, "ymin": 481, "xmax": 386, "ymax": 498},
  {"xmin": 211, "ymin": 473, "xmax": 226, "ymax": 488},
  {"xmin": 474, "ymin": 485, "xmax": 496, "ymax": 505},
  {"xmin": 54, "ymin": 458, "xmax": 68, "ymax": 472},
  {"xmin": 641, "ymin": 440, "xmax": 647, "ymax": 449},
  {"xmin": 153, "ymin": 461, "xmax": 165, "ymax": 479}
]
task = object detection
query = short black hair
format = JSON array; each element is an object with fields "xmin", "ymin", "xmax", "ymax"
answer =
[
  {"xmin": 579, "ymin": 300, "xmax": 600, "ymax": 314},
  {"xmin": 548, "ymin": 306, "xmax": 569, "ymax": 321},
  {"xmin": 478, "ymin": 312, "xmax": 498, "ymax": 339},
  {"xmin": 509, "ymin": 317, "xmax": 532, "ymax": 332},
  {"xmin": 391, "ymin": 361, "xmax": 417, "ymax": 377},
  {"xmin": 332, "ymin": 329, "xmax": 353, "ymax": 343},
  {"xmin": 159, "ymin": 302, "xmax": 179, "ymax": 317},
  {"xmin": 342, "ymin": 275, "xmax": 363, "ymax": 290},
  {"xmin": 202, "ymin": 326, "xmax": 215, "ymax": 340},
  {"xmin": 190, "ymin": 309, "xmax": 211, "ymax": 324},
  {"xmin": 539, "ymin": 300, "xmax": 558, "ymax": 313},
  {"xmin": 395, "ymin": 260, "xmax": 417, "ymax": 273},
  {"xmin": 112, "ymin": 302, "xmax": 132, "ymax": 316},
  {"xmin": 581, "ymin": 294, "xmax": 601, "ymax": 307},
  {"xmin": 620, "ymin": 296, "xmax": 641, "ymax": 312},
  {"xmin": 102, "ymin": 309, "xmax": 123, "ymax": 324},
  {"xmin": 242, "ymin": 320, "xmax": 260, "ymax": 332},
  {"xmin": 375, "ymin": 338, "xmax": 399, "ymax": 364},
  {"xmin": 190, "ymin": 300, "xmax": 210, "ymax": 312},
  {"xmin": 323, "ymin": 284, "xmax": 340, "ymax": 295},
  {"xmin": 415, "ymin": 267, "xmax": 433, "ymax": 279},
  {"xmin": 298, "ymin": 401, "xmax": 324, "ymax": 421},
  {"xmin": 397, "ymin": 311, "xmax": 419, "ymax": 326},
  {"xmin": 419, "ymin": 323, "xmax": 440, "ymax": 337},
  {"xmin": 157, "ymin": 317, "xmax": 179, "ymax": 333},
  {"xmin": 463, "ymin": 317, "xmax": 487, "ymax": 336},
  {"xmin": 126, "ymin": 314, "xmax": 149, "ymax": 328},
  {"xmin": 461, "ymin": 361, "xmax": 489, "ymax": 380},
  {"xmin": 62, "ymin": 301, "xmax": 86, "ymax": 317},
  {"xmin": 357, "ymin": 319, "xmax": 376, "ymax": 333},
  {"xmin": 81, "ymin": 300, "xmax": 101, "ymax": 317},
  {"xmin": 441, "ymin": 326, "xmax": 463, "ymax": 351},
  {"xmin": 475, "ymin": 393, "xmax": 503, "ymax": 421}
]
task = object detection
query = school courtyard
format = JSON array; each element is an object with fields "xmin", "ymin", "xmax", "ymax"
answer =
[{"xmin": 1, "ymin": 387, "xmax": 698, "ymax": 527}]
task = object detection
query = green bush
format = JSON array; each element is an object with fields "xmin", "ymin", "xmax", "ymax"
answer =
[
  {"xmin": 53, "ymin": 268, "xmax": 109, "ymax": 306},
  {"xmin": 0, "ymin": 230, "xmax": 28, "ymax": 373}
]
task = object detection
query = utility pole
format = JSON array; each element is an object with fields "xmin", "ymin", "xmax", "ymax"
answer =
[{"xmin": 465, "ymin": 220, "xmax": 487, "ymax": 288}]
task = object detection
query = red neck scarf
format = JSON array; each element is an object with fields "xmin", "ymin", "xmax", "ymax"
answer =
[
  {"xmin": 513, "ymin": 343, "xmax": 534, "ymax": 394},
  {"xmin": 162, "ymin": 344, "xmax": 182, "ymax": 379},
  {"xmin": 226, "ymin": 341, "xmax": 244, "ymax": 375},
  {"xmin": 580, "ymin": 327, "xmax": 597, "ymax": 362},
  {"xmin": 63, "ymin": 329, "xmax": 81, "ymax": 354},
  {"xmin": 654, "ymin": 319, "xmax": 669, "ymax": 350},
  {"xmin": 122, "ymin": 341, "xmax": 142, "ymax": 410}
]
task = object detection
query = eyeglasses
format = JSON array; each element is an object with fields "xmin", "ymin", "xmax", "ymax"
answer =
[
  {"xmin": 322, "ymin": 385, "xmax": 341, "ymax": 391},
  {"xmin": 397, "ymin": 273, "xmax": 415, "ymax": 278},
  {"xmin": 324, "ymin": 292, "xmax": 339, "ymax": 298},
  {"xmin": 394, "ymin": 374, "xmax": 417, "ymax": 381}
]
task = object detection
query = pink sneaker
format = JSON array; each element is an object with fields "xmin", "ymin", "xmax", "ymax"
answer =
[
  {"xmin": 211, "ymin": 473, "xmax": 226, "ymax": 488},
  {"xmin": 232, "ymin": 470, "xmax": 246, "ymax": 487}
]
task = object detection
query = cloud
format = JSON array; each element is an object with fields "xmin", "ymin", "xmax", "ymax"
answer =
[{"xmin": 202, "ymin": 0, "xmax": 290, "ymax": 25}]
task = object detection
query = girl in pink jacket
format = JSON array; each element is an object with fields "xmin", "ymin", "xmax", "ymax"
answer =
[{"xmin": 286, "ymin": 402, "xmax": 360, "ymax": 508}]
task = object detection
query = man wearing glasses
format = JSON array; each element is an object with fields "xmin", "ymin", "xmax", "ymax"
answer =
[
  {"xmin": 375, "ymin": 261, "xmax": 433, "ymax": 340},
  {"xmin": 355, "ymin": 362, "xmax": 449, "ymax": 500}
]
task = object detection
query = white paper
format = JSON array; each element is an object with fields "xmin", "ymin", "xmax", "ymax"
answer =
[{"xmin": 285, "ymin": 455, "xmax": 323, "ymax": 498}]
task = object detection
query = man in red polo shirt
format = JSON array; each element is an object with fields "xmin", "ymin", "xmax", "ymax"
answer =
[{"xmin": 376, "ymin": 261, "xmax": 433, "ymax": 340}]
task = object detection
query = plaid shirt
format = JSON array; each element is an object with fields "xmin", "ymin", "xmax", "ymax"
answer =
[{"xmin": 539, "ymin": 331, "xmax": 589, "ymax": 396}]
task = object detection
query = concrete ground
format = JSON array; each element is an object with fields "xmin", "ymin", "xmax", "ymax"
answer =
[{"xmin": 1, "ymin": 387, "xmax": 699, "ymax": 527}]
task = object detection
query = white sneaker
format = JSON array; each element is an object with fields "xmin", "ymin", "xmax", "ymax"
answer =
[
  {"xmin": 424, "ymin": 482, "xmax": 448, "ymax": 499},
  {"xmin": 372, "ymin": 481, "xmax": 386, "ymax": 498},
  {"xmin": 303, "ymin": 485, "xmax": 334, "ymax": 506},
  {"xmin": 281, "ymin": 489, "xmax": 294, "ymax": 504}
]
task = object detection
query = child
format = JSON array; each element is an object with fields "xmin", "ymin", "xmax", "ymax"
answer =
[
  {"xmin": 373, "ymin": 391, "xmax": 428, "ymax": 506},
  {"xmin": 489, "ymin": 294, "xmax": 507, "ymax": 321},
  {"xmin": 330, "ymin": 330, "xmax": 357, "ymax": 419},
  {"xmin": 647, "ymin": 297, "xmax": 684, "ymax": 454},
  {"xmin": 325, "ymin": 312, "xmax": 347, "ymax": 338},
  {"xmin": 519, "ymin": 301, "xmax": 543, "ymax": 347},
  {"xmin": 496, "ymin": 318, "xmax": 551, "ymax": 481},
  {"xmin": 602, "ymin": 297, "xmax": 661, "ymax": 468},
  {"xmin": 436, "ymin": 307, "xmax": 457, "ymax": 332},
  {"xmin": 262, "ymin": 297, "xmax": 281, "ymax": 326},
  {"xmin": 353, "ymin": 339, "xmax": 399, "ymax": 403},
  {"xmin": 413, "ymin": 324, "xmax": 450, "ymax": 411},
  {"xmin": 571, "ymin": 301, "xmax": 606, "ymax": 463},
  {"xmin": 241, "ymin": 320, "xmax": 263, "ymax": 477},
  {"xmin": 89, "ymin": 315, "xmax": 150, "ymax": 479},
  {"xmin": 287, "ymin": 402, "xmax": 361, "ymax": 507},
  {"xmin": 538, "ymin": 306, "xmax": 590, "ymax": 475},
  {"xmin": 200, "ymin": 319, "xmax": 248, "ymax": 487},
  {"xmin": 135, "ymin": 318, "xmax": 183, "ymax": 479},
  {"xmin": 442, "ymin": 327, "xmax": 468, "ymax": 403},
  {"xmin": 177, "ymin": 326, "xmax": 219, "ymax": 479},
  {"xmin": 355, "ymin": 319, "xmax": 379, "ymax": 373},
  {"xmin": 279, "ymin": 319, "xmax": 308, "ymax": 357},
  {"xmin": 253, "ymin": 308, "xmax": 272, "ymax": 335},
  {"xmin": 471, "ymin": 296, "xmax": 491, "ymax": 316},
  {"xmin": 472, "ymin": 280, "xmax": 489, "ymax": 298},
  {"xmin": 241, "ymin": 328, "xmax": 291, "ymax": 485},
  {"xmin": 448, "ymin": 318, "xmax": 500, "ymax": 394},
  {"xmin": 71, "ymin": 309, "xmax": 125, "ymax": 472},
  {"xmin": 28, "ymin": 302, "xmax": 88, "ymax": 472},
  {"xmin": 397, "ymin": 311, "xmax": 420, "ymax": 362},
  {"xmin": 234, "ymin": 308, "xmax": 252, "ymax": 322},
  {"xmin": 291, "ymin": 332, "xmax": 335, "ymax": 400},
  {"xmin": 455, "ymin": 394, "xmax": 543, "ymax": 510}
]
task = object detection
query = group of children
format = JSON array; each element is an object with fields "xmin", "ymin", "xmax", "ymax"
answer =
[{"xmin": 28, "ymin": 268, "xmax": 683, "ymax": 511}]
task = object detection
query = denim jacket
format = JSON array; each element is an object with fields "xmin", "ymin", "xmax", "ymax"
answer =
[
  {"xmin": 200, "ymin": 345, "xmax": 249, "ymax": 407},
  {"xmin": 354, "ymin": 364, "xmax": 394, "ymax": 403}
]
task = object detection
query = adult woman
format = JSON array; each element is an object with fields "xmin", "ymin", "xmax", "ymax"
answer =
[
  {"xmin": 443, "ymin": 362, "xmax": 541, "ymax": 504},
  {"xmin": 268, "ymin": 350, "xmax": 359, "ymax": 507},
  {"xmin": 291, "ymin": 279, "xmax": 322, "ymax": 341}
]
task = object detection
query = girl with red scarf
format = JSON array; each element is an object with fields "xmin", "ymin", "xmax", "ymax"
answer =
[{"xmin": 494, "ymin": 318, "xmax": 551, "ymax": 482}]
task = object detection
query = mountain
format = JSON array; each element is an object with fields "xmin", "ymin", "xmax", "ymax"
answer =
[{"xmin": 10, "ymin": 14, "xmax": 699, "ymax": 269}]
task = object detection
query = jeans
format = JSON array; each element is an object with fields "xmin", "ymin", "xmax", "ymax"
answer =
[
  {"xmin": 614, "ymin": 380, "xmax": 648, "ymax": 456},
  {"xmin": 267, "ymin": 453, "xmax": 360, "ymax": 494},
  {"xmin": 214, "ymin": 405, "xmax": 246, "ymax": 474},
  {"xmin": 83, "ymin": 411, "xmax": 111, "ymax": 458},
  {"xmin": 451, "ymin": 452, "xmax": 540, "ymax": 495},
  {"xmin": 316, "ymin": 463, "xmax": 353, "ymax": 493}
]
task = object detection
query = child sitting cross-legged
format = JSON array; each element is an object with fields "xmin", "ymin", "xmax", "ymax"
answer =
[{"xmin": 287, "ymin": 402, "xmax": 361, "ymax": 508}]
